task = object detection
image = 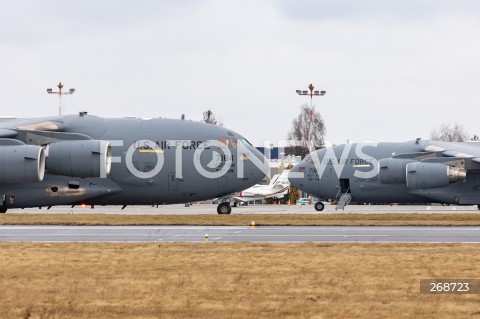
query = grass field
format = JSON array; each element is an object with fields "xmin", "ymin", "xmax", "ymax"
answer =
[
  {"xmin": 1, "ymin": 243, "xmax": 479, "ymax": 319},
  {"xmin": 1, "ymin": 213, "xmax": 480, "ymax": 226}
]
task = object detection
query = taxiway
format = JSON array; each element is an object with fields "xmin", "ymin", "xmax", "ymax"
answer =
[{"xmin": 6, "ymin": 203, "xmax": 480, "ymax": 215}]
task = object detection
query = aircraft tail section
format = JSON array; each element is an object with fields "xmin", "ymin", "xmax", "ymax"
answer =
[
  {"xmin": 268, "ymin": 173, "xmax": 281, "ymax": 187},
  {"xmin": 272, "ymin": 170, "xmax": 290, "ymax": 189}
]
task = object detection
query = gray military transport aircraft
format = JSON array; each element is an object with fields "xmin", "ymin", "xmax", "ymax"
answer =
[
  {"xmin": 0, "ymin": 112, "xmax": 267, "ymax": 214},
  {"xmin": 289, "ymin": 139, "xmax": 480, "ymax": 211}
]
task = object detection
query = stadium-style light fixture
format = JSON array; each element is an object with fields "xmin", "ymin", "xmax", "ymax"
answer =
[
  {"xmin": 47, "ymin": 82, "xmax": 76, "ymax": 115},
  {"xmin": 295, "ymin": 83, "xmax": 327, "ymax": 151}
]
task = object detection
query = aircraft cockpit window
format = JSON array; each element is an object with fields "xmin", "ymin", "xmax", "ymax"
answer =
[
  {"xmin": 219, "ymin": 137, "xmax": 238, "ymax": 148},
  {"xmin": 229, "ymin": 138, "xmax": 237, "ymax": 148},
  {"xmin": 219, "ymin": 137, "xmax": 228, "ymax": 147},
  {"xmin": 306, "ymin": 155, "xmax": 319, "ymax": 164},
  {"xmin": 240, "ymin": 138, "xmax": 253, "ymax": 147}
]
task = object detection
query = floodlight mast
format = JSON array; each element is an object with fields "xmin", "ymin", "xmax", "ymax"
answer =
[
  {"xmin": 47, "ymin": 82, "xmax": 75, "ymax": 115},
  {"xmin": 295, "ymin": 83, "xmax": 326, "ymax": 152}
]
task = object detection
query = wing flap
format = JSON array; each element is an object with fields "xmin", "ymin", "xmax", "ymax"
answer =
[{"xmin": 442, "ymin": 150, "xmax": 474, "ymax": 158}]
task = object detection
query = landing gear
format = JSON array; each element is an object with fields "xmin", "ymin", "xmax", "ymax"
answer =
[
  {"xmin": 217, "ymin": 202, "xmax": 232, "ymax": 214},
  {"xmin": 0, "ymin": 194, "xmax": 6, "ymax": 213},
  {"xmin": 477, "ymin": 204, "xmax": 480, "ymax": 211},
  {"xmin": 314, "ymin": 201, "xmax": 325, "ymax": 212}
]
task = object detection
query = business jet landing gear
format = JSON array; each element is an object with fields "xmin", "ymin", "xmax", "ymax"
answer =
[
  {"xmin": 217, "ymin": 202, "xmax": 232, "ymax": 214},
  {"xmin": 314, "ymin": 201, "xmax": 325, "ymax": 212}
]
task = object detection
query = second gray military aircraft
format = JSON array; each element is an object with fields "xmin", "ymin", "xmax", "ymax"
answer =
[{"xmin": 289, "ymin": 139, "xmax": 480, "ymax": 211}]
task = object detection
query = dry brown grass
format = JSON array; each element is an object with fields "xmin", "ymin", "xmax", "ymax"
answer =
[
  {"xmin": 1, "ymin": 213, "xmax": 480, "ymax": 226},
  {"xmin": 0, "ymin": 243, "xmax": 479, "ymax": 319}
]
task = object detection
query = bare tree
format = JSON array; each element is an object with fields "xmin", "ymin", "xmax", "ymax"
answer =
[
  {"xmin": 287, "ymin": 104, "xmax": 326, "ymax": 157},
  {"xmin": 202, "ymin": 109, "xmax": 217, "ymax": 125},
  {"xmin": 430, "ymin": 123, "xmax": 469, "ymax": 142}
]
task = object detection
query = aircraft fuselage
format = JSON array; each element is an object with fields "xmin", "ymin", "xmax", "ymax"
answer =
[{"xmin": 0, "ymin": 114, "xmax": 267, "ymax": 211}]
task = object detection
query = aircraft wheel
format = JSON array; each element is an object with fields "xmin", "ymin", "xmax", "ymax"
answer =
[
  {"xmin": 217, "ymin": 203, "xmax": 232, "ymax": 214},
  {"xmin": 477, "ymin": 204, "xmax": 480, "ymax": 211},
  {"xmin": 314, "ymin": 201, "xmax": 325, "ymax": 212},
  {"xmin": 0, "ymin": 207, "xmax": 7, "ymax": 213}
]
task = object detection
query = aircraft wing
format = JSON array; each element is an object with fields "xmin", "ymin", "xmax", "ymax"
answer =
[
  {"xmin": 423, "ymin": 141, "xmax": 480, "ymax": 158},
  {"xmin": 233, "ymin": 186, "xmax": 289, "ymax": 202},
  {"xmin": 0, "ymin": 116, "xmax": 95, "ymax": 144},
  {"xmin": 232, "ymin": 193, "xmax": 287, "ymax": 203},
  {"xmin": 231, "ymin": 196, "xmax": 250, "ymax": 203},
  {"xmin": 390, "ymin": 141, "xmax": 480, "ymax": 169},
  {"xmin": 0, "ymin": 116, "xmax": 64, "ymax": 131},
  {"xmin": 422, "ymin": 141, "xmax": 480, "ymax": 170},
  {"xmin": 214, "ymin": 185, "xmax": 289, "ymax": 204}
]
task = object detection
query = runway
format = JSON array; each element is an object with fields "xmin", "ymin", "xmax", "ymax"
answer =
[{"xmin": 1, "ymin": 225, "xmax": 480, "ymax": 243}]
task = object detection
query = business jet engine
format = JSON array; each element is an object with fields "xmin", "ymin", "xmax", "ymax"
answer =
[
  {"xmin": 0, "ymin": 144, "xmax": 45, "ymax": 183},
  {"xmin": 406, "ymin": 162, "xmax": 466, "ymax": 189},
  {"xmin": 46, "ymin": 140, "xmax": 112, "ymax": 178}
]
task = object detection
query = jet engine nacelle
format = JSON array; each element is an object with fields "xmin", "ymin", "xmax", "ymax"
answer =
[
  {"xmin": 379, "ymin": 158, "xmax": 414, "ymax": 184},
  {"xmin": 406, "ymin": 162, "xmax": 466, "ymax": 189},
  {"xmin": 0, "ymin": 145, "xmax": 45, "ymax": 183},
  {"xmin": 46, "ymin": 140, "xmax": 112, "ymax": 178}
]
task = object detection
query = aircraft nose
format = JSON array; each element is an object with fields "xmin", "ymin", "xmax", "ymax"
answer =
[{"xmin": 243, "ymin": 146, "xmax": 269, "ymax": 184}]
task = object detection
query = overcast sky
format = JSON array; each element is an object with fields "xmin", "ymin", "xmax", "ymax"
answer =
[{"xmin": 1, "ymin": 0, "xmax": 479, "ymax": 145}]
